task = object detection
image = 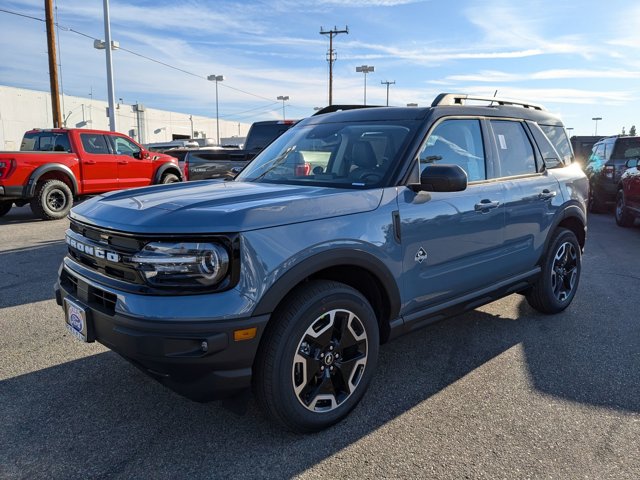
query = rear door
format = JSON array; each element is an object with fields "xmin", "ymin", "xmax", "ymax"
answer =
[
  {"xmin": 108, "ymin": 135, "xmax": 154, "ymax": 189},
  {"xmin": 487, "ymin": 119, "xmax": 562, "ymax": 276},
  {"xmin": 78, "ymin": 133, "xmax": 119, "ymax": 193},
  {"xmin": 398, "ymin": 117, "xmax": 506, "ymax": 314}
]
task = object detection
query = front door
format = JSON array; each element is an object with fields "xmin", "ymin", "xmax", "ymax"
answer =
[
  {"xmin": 78, "ymin": 133, "xmax": 118, "ymax": 193},
  {"xmin": 398, "ymin": 118, "xmax": 506, "ymax": 316},
  {"xmin": 109, "ymin": 135, "xmax": 154, "ymax": 189}
]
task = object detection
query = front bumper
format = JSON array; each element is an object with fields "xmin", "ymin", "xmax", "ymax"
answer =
[{"xmin": 55, "ymin": 262, "xmax": 269, "ymax": 401}]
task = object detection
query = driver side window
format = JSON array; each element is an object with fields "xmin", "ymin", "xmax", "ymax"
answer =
[
  {"xmin": 418, "ymin": 119, "xmax": 486, "ymax": 182},
  {"xmin": 111, "ymin": 136, "xmax": 140, "ymax": 157}
]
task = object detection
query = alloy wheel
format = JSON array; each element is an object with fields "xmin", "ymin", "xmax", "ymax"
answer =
[
  {"xmin": 292, "ymin": 309, "xmax": 368, "ymax": 412},
  {"xmin": 551, "ymin": 241, "xmax": 578, "ymax": 302}
]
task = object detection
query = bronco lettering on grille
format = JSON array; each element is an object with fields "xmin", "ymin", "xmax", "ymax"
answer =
[{"xmin": 66, "ymin": 235, "xmax": 121, "ymax": 263}]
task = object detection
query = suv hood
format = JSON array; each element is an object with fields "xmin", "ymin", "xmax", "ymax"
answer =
[{"xmin": 70, "ymin": 180, "xmax": 383, "ymax": 234}]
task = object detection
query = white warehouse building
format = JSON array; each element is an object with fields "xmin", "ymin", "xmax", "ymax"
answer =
[{"xmin": 0, "ymin": 85, "xmax": 251, "ymax": 150}]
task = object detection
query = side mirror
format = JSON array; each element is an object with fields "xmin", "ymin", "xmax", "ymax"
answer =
[
  {"xmin": 410, "ymin": 164, "xmax": 468, "ymax": 192},
  {"xmin": 625, "ymin": 158, "xmax": 639, "ymax": 169},
  {"xmin": 133, "ymin": 150, "xmax": 150, "ymax": 160}
]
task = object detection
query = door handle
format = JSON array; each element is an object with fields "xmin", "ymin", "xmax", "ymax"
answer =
[
  {"xmin": 118, "ymin": 160, "xmax": 129, "ymax": 165},
  {"xmin": 538, "ymin": 189, "xmax": 557, "ymax": 200},
  {"xmin": 84, "ymin": 160, "xmax": 96, "ymax": 165},
  {"xmin": 475, "ymin": 199, "xmax": 500, "ymax": 211}
]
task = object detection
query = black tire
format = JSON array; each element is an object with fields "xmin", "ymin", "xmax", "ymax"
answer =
[
  {"xmin": 30, "ymin": 179, "xmax": 73, "ymax": 220},
  {"xmin": 160, "ymin": 173, "xmax": 180, "ymax": 184},
  {"xmin": 526, "ymin": 228, "xmax": 581, "ymax": 314},
  {"xmin": 253, "ymin": 280, "xmax": 379, "ymax": 433},
  {"xmin": 615, "ymin": 190, "xmax": 635, "ymax": 227},
  {"xmin": 0, "ymin": 201, "xmax": 12, "ymax": 217},
  {"xmin": 588, "ymin": 187, "xmax": 605, "ymax": 213}
]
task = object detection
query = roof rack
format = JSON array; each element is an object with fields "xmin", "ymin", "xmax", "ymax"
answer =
[
  {"xmin": 432, "ymin": 93, "xmax": 545, "ymax": 111},
  {"xmin": 312, "ymin": 105, "xmax": 382, "ymax": 116}
]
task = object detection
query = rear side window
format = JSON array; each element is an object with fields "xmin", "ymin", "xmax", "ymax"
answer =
[
  {"xmin": 489, "ymin": 120, "xmax": 537, "ymax": 178},
  {"xmin": 612, "ymin": 138, "xmax": 640, "ymax": 159},
  {"xmin": 539, "ymin": 125, "xmax": 573, "ymax": 164},
  {"xmin": 418, "ymin": 119, "xmax": 486, "ymax": 182},
  {"xmin": 20, "ymin": 132, "xmax": 72, "ymax": 152},
  {"xmin": 80, "ymin": 134, "xmax": 110, "ymax": 154}
]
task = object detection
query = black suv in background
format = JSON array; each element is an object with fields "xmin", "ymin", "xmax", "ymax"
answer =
[{"xmin": 585, "ymin": 136, "xmax": 640, "ymax": 212}]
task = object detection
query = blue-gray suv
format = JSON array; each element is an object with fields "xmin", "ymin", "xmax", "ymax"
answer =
[{"xmin": 55, "ymin": 94, "xmax": 588, "ymax": 432}]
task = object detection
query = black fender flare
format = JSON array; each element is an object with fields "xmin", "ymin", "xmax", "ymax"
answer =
[
  {"xmin": 252, "ymin": 248, "xmax": 402, "ymax": 320},
  {"xmin": 24, "ymin": 163, "xmax": 78, "ymax": 198},
  {"xmin": 541, "ymin": 202, "xmax": 587, "ymax": 260},
  {"xmin": 153, "ymin": 163, "xmax": 182, "ymax": 183}
]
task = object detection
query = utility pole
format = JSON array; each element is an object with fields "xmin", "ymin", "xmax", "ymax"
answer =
[
  {"xmin": 320, "ymin": 26, "xmax": 348, "ymax": 106},
  {"xmin": 381, "ymin": 80, "xmax": 395, "ymax": 106},
  {"xmin": 102, "ymin": 0, "xmax": 117, "ymax": 131},
  {"xmin": 45, "ymin": 0, "xmax": 62, "ymax": 128}
]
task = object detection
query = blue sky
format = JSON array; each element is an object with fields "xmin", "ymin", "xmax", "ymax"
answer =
[{"xmin": 1, "ymin": 0, "xmax": 639, "ymax": 135}]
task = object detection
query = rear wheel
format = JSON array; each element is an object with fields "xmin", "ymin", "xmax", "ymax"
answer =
[
  {"xmin": 615, "ymin": 190, "xmax": 635, "ymax": 227},
  {"xmin": 526, "ymin": 228, "xmax": 581, "ymax": 314},
  {"xmin": 30, "ymin": 179, "xmax": 73, "ymax": 220},
  {"xmin": 253, "ymin": 280, "xmax": 379, "ymax": 433},
  {"xmin": 0, "ymin": 201, "xmax": 12, "ymax": 217}
]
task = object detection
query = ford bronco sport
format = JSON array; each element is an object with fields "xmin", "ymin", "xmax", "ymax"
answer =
[{"xmin": 55, "ymin": 94, "xmax": 588, "ymax": 432}]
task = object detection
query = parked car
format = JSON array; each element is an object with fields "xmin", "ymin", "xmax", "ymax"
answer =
[
  {"xmin": 615, "ymin": 158, "xmax": 640, "ymax": 226},
  {"xmin": 55, "ymin": 93, "xmax": 587, "ymax": 432},
  {"xmin": 584, "ymin": 136, "xmax": 640, "ymax": 212},
  {"xmin": 0, "ymin": 128, "xmax": 182, "ymax": 219},
  {"xmin": 180, "ymin": 120, "xmax": 298, "ymax": 181},
  {"xmin": 570, "ymin": 135, "xmax": 601, "ymax": 166}
]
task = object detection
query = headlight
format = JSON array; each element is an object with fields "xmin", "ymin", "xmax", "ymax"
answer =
[{"xmin": 131, "ymin": 242, "xmax": 229, "ymax": 288}]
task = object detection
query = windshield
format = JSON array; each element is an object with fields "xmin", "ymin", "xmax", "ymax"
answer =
[{"xmin": 235, "ymin": 120, "xmax": 416, "ymax": 188}]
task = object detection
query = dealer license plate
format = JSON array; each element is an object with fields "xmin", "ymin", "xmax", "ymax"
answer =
[{"xmin": 64, "ymin": 298, "xmax": 89, "ymax": 342}]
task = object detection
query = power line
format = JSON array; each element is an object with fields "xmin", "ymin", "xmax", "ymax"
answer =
[{"xmin": 0, "ymin": 7, "xmax": 277, "ymax": 104}]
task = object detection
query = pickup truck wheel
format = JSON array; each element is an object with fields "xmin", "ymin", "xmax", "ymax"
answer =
[
  {"xmin": 30, "ymin": 179, "xmax": 73, "ymax": 220},
  {"xmin": 526, "ymin": 228, "xmax": 581, "ymax": 314},
  {"xmin": 253, "ymin": 280, "xmax": 379, "ymax": 433},
  {"xmin": 615, "ymin": 190, "xmax": 635, "ymax": 227},
  {"xmin": 160, "ymin": 173, "xmax": 179, "ymax": 184},
  {"xmin": 0, "ymin": 201, "xmax": 12, "ymax": 217}
]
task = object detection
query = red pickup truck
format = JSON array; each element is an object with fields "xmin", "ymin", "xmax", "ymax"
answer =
[{"xmin": 0, "ymin": 128, "xmax": 182, "ymax": 220}]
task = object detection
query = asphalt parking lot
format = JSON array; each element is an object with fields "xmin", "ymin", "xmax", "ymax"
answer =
[{"xmin": 1, "ymin": 205, "xmax": 638, "ymax": 479}]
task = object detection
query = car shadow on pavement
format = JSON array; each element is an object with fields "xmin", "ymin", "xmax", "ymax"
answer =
[
  {"xmin": 1, "ymin": 292, "xmax": 637, "ymax": 479},
  {"xmin": 0, "ymin": 240, "xmax": 67, "ymax": 308}
]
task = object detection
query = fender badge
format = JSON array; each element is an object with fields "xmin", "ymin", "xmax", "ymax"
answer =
[{"xmin": 415, "ymin": 247, "xmax": 428, "ymax": 264}]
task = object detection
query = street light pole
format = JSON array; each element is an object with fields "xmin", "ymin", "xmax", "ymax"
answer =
[
  {"xmin": 277, "ymin": 96, "xmax": 289, "ymax": 121},
  {"xmin": 592, "ymin": 117, "xmax": 602, "ymax": 136},
  {"xmin": 207, "ymin": 74, "xmax": 224, "ymax": 145},
  {"xmin": 381, "ymin": 80, "xmax": 395, "ymax": 106},
  {"xmin": 356, "ymin": 65, "xmax": 374, "ymax": 105}
]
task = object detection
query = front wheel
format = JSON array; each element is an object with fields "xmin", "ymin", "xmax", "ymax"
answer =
[
  {"xmin": 253, "ymin": 280, "xmax": 379, "ymax": 433},
  {"xmin": 615, "ymin": 190, "xmax": 635, "ymax": 227},
  {"xmin": 526, "ymin": 228, "xmax": 581, "ymax": 314},
  {"xmin": 160, "ymin": 173, "xmax": 180, "ymax": 184},
  {"xmin": 0, "ymin": 201, "xmax": 12, "ymax": 217}
]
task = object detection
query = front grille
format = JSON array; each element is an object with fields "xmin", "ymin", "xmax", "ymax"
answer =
[{"xmin": 67, "ymin": 220, "xmax": 145, "ymax": 285}]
